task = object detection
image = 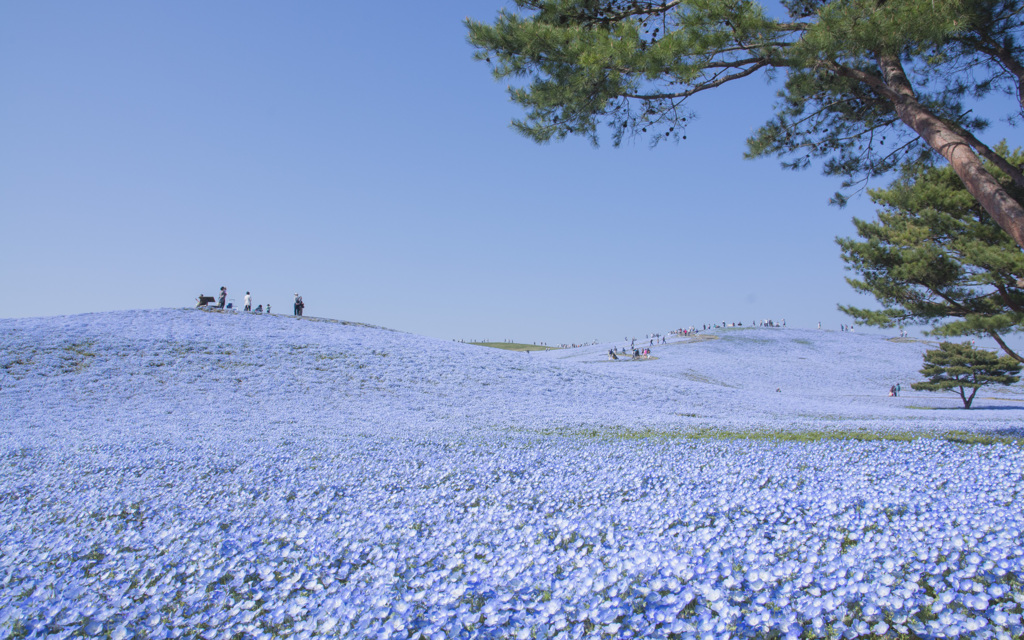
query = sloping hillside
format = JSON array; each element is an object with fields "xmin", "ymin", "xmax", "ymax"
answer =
[
  {"xmin": 1, "ymin": 309, "xmax": 1023, "ymax": 639},
  {"xmin": 2, "ymin": 309, "xmax": 1020, "ymax": 446},
  {"xmin": 540, "ymin": 325, "xmax": 1024, "ymax": 431}
]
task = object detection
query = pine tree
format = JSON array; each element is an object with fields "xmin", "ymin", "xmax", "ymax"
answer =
[
  {"xmin": 467, "ymin": 0, "xmax": 1024, "ymax": 249},
  {"xmin": 911, "ymin": 341, "xmax": 1022, "ymax": 408},
  {"xmin": 838, "ymin": 144, "xmax": 1024, "ymax": 362}
]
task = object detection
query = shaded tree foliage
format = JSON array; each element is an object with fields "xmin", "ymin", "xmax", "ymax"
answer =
[
  {"xmin": 467, "ymin": 0, "xmax": 1024, "ymax": 248},
  {"xmin": 911, "ymin": 341, "xmax": 1022, "ymax": 407},
  {"xmin": 838, "ymin": 145, "xmax": 1024, "ymax": 362}
]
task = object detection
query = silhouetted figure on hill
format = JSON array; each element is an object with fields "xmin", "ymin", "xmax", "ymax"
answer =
[{"xmin": 196, "ymin": 294, "xmax": 216, "ymax": 308}]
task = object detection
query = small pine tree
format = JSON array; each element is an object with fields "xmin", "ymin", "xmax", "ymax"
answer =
[{"xmin": 912, "ymin": 342, "xmax": 1022, "ymax": 409}]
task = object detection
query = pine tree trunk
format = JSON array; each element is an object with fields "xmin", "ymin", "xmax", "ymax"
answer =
[
  {"xmin": 964, "ymin": 385, "xmax": 979, "ymax": 409},
  {"xmin": 877, "ymin": 55, "xmax": 1024, "ymax": 251}
]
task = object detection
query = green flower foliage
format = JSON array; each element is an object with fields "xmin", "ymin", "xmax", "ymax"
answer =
[
  {"xmin": 911, "ymin": 341, "xmax": 1022, "ymax": 407},
  {"xmin": 838, "ymin": 144, "xmax": 1024, "ymax": 361}
]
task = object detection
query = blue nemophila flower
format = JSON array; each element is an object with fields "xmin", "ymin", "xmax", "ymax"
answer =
[{"xmin": 1, "ymin": 309, "xmax": 1023, "ymax": 638}]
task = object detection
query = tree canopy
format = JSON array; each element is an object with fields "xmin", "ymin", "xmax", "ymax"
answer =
[
  {"xmin": 466, "ymin": 0, "xmax": 1024, "ymax": 249},
  {"xmin": 911, "ymin": 341, "xmax": 1022, "ymax": 407},
  {"xmin": 838, "ymin": 145, "xmax": 1024, "ymax": 361}
]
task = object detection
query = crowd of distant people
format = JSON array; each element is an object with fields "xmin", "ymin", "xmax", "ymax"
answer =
[
  {"xmin": 195, "ymin": 288, "xmax": 306, "ymax": 317},
  {"xmin": 454, "ymin": 338, "xmax": 552, "ymax": 346},
  {"xmin": 450, "ymin": 317, "xmax": 902, "ymax": 352},
  {"xmin": 192, "ymin": 297, "xmax": 902, "ymax": 360},
  {"xmin": 607, "ymin": 346, "xmax": 655, "ymax": 360},
  {"xmin": 190, "ymin": 299, "xmax": 918, "ymax": 400}
]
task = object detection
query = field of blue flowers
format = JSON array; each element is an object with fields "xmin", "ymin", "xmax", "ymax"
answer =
[{"xmin": 1, "ymin": 309, "xmax": 1022, "ymax": 639}]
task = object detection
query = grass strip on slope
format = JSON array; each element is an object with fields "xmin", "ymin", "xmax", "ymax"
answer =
[
  {"xmin": 470, "ymin": 342, "xmax": 558, "ymax": 352},
  {"xmin": 887, "ymin": 336, "xmax": 936, "ymax": 344},
  {"xmin": 671, "ymin": 427, "xmax": 1023, "ymax": 446},
  {"xmin": 523, "ymin": 426, "xmax": 1023, "ymax": 446}
]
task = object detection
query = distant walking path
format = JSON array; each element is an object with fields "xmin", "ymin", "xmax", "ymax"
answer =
[
  {"xmin": 469, "ymin": 342, "xmax": 558, "ymax": 352},
  {"xmin": 189, "ymin": 307, "xmax": 396, "ymax": 333}
]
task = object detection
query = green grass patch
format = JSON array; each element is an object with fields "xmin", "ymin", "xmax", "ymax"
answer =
[
  {"xmin": 940, "ymin": 430, "xmax": 1024, "ymax": 445},
  {"xmin": 676, "ymin": 334, "xmax": 719, "ymax": 343},
  {"xmin": 721, "ymin": 335, "xmax": 772, "ymax": 345},
  {"xmin": 469, "ymin": 342, "xmax": 558, "ymax": 352},
  {"xmin": 887, "ymin": 336, "xmax": 936, "ymax": 344},
  {"xmin": 679, "ymin": 371, "xmax": 736, "ymax": 388},
  {"xmin": 514, "ymin": 425, "xmax": 1023, "ymax": 446},
  {"xmin": 679, "ymin": 427, "xmax": 1022, "ymax": 445}
]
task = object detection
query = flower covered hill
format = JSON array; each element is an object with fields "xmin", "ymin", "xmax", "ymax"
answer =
[
  {"xmin": 1, "ymin": 309, "xmax": 1023, "ymax": 640},
  {"xmin": 2, "ymin": 308, "xmax": 1021, "ymax": 443},
  {"xmin": 538, "ymin": 327, "xmax": 1024, "ymax": 433},
  {"xmin": 535, "ymin": 323, "xmax": 1024, "ymax": 434}
]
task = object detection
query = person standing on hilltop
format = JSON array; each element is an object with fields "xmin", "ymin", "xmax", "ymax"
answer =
[
  {"xmin": 218, "ymin": 287, "xmax": 227, "ymax": 309},
  {"xmin": 243, "ymin": 292, "xmax": 252, "ymax": 312},
  {"xmin": 294, "ymin": 294, "xmax": 304, "ymax": 317}
]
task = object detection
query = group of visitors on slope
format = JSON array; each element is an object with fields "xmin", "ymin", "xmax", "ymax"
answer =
[
  {"xmin": 607, "ymin": 346, "xmax": 654, "ymax": 360},
  {"xmin": 195, "ymin": 287, "xmax": 306, "ymax": 317}
]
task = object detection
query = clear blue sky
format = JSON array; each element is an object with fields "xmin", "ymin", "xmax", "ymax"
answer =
[{"xmin": 0, "ymin": 1, "xmax": 986, "ymax": 344}]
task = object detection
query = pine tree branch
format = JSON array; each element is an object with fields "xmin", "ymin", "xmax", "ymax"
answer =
[
  {"xmin": 987, "ymin": 330, "xmax": 1024, "ymax": 363},
  {"xmin": 968, "ymin": 35, "xmax": 1024, "ymax": 109},
  {"xmin": 616, "ymin": 54, "xmax": 777, "ymax": 77},
  {"xmin": 828, "ymin": 62, "xmax": 906, "ymax": 104},
  {"xmin": 596, "ymin": 0, "xmax": 686, "ymax": 23},
  {"xmin": 921, "ymin": 285, "xmax": 971, "ymax": 319},
  {"xmin": 624, "ymin": 60, "xmax": 771, "ymax": 100},
  {"xmin": 993, "ymin": 281, "xmax": 1024, "ymax": 314},
  {"xmin": 949, "ymin": 123, "xmax": 1024, "ymax": 190}
]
